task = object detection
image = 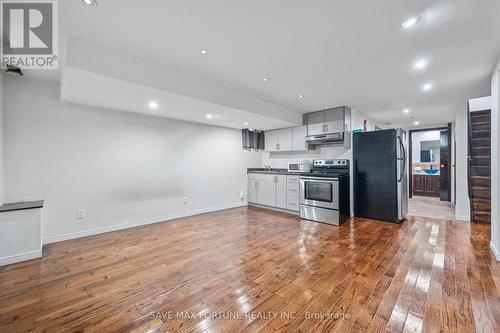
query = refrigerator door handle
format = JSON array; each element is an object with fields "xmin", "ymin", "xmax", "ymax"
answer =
[{"xmin": 397, "ymin": 135, "xmax": 406, "ymax": 182}]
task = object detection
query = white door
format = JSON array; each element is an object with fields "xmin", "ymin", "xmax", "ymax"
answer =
[
  {"xmin": 265, "ymin": 175, "xmax": 277, "ymax": 207},
  {"xmin": 256, "ymin": 180, "xmax": 267, "ymax": 205},
  {"xmin": 278, "ymin": 128, "xmax": 293, "ymax": 151},
  {"xmin": 265, "ymin": 130, "xmax": 279, "ymax": 152},
  {"xmin": 275, "ymin": 175, "xmax": 287, "ymax": 209},
  {"xmin": 247, "ymin": 179, "xmax": 257, "ymax": 203},
  {"xmin": 292, "ymin": 126, "xmax": 308, "ymax": 151}
]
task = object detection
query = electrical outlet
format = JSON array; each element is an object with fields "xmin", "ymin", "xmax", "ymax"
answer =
[
  {"xmin": 183, "ymin": 197, "xmax": 188, "ymax": 205},
  {"xmin": 76, "ymin": 209, "xmax": 86, "ymax": 220},
  {"xmin": 239, "ymin": 192, "xmax": 244, "ymax": 201}
]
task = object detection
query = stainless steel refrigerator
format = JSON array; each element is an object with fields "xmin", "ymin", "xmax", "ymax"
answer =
[{"xmin": 353, "ymin": 128, "xmax": 408, "ymax": 223}]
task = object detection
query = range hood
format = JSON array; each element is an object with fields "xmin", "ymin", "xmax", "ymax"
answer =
[{"xmin": 306, "ymin": 132, "xmax": 344, "ymax": 145}]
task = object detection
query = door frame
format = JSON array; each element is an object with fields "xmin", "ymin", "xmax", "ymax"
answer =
[
  {"xmin": 440, "ymin": 124, "xmax": 452, "ymax": 202},
  {"xmin": 408, "ymin": 125, "xmax": 451, "ymax": 200}
]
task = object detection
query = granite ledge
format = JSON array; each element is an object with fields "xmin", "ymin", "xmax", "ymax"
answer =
[{"xmin": 0, "ymin": 200, "xmax": 44, "ymax": 213}]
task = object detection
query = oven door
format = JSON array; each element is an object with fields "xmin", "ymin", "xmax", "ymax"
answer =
[{"xmin": 300, "ymin": 177, "xmax": 338, "ymax": 210}]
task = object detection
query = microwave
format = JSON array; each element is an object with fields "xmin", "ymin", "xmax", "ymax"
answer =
[{"xmin": 288, "ymin": 161, "xmax": 312, "ymax": 173}]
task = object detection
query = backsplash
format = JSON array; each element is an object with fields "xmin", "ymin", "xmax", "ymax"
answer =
[
  {"xmin": 262, "ymin": 144, "xmax": 350, "ymax": 168},
  {"xmin": 262, "ymin": 110, "xmax": 382, "ymax": 168}
]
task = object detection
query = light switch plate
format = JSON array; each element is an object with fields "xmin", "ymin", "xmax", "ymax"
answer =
[{"xmin": 76, "ymin": 209, "xmax": 86, "ymax": 219}]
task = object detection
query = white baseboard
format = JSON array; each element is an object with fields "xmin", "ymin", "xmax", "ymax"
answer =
[
  {"xmin": 0, "ymin": 250, "xmax": 42, "ymax": 267},
  {"xmin": 43, "ymin": 202, "xmax": 247, "ymax": 244},
  {"xmin": 491, "ymin": 242, "xmax": 500, "ymax": 262},
  {"xmin": 455, "ymin": 215, "xmax": 470, "ymax": 222}
]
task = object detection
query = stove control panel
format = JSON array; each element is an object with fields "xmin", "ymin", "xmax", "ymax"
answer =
[{"xmin": 313, "ymin": 159, "xmax": 349, "ymax": 169}]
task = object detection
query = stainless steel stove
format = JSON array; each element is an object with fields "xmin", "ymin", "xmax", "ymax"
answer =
[{"xmin": 299, "ymin": 159, "xmax": 350, "ymax": 225}]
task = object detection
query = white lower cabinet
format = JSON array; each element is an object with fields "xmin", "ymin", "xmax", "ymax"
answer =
[
  {"xmin": 247, "ymin": 174, "xmax": 266, "ymax": 205},
  {"xmin": 247, "ymin": 179, "xmax": 257, "ymax": 203},
  {"xmin": 265, "ymin": 174, "xmax": 287, "ymax": 209},
  {"xmin": 256, "ymin": 180, "xmax": 266, "ymax": 205},
  {"xmin": 286, "ymin": 176, "xmax": 300, "ymax": 212},
  {"xmin": 248, "ymin": 173, "xmax": 290, "ymax": 211},
  {"xmin": 265, "ymin": 175, "xmax": 276, "ymax": 207},
  {"xmin": 276, "ymin": 175, "xmax": 287, "ymax": 209}
]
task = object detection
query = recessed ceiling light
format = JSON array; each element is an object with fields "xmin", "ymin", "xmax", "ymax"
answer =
[
  {"xmin": 414, "ymin": 121, "xmax": 420, "ymax": 125},
  {"xmin": 324, "ymin": 106, "xmax": 329, "ymax": 110},
  {"xmin": 206, "ymin": 114, "xmax": 212, "ymax": 119},
  {"xmin": 298, "ymin": 94, "xmax": 304, "ymax": 98},
  {"xmin": 403, "ymin": 108, "xmax": 410, "ymax": 114},
  {"xmin": 402, "ymin": 17, "xmax": 419, "ymax": 29},
  {"xmin": 148, "ymin": 101, "xmax": 159, "ymax": 110},
  {"xmin": 244, "ymin": 122, "xmax": 249, "ymax": 126},
  {"xmin": 262, "ymin": 77, "xmax": 269, "ymax": 82},
  {"xmin": 200, "ymin": 49, "xmax": 208, "ymax": 55},
  {"xmin": 422, "ymin": 83, "xmax": 433, "ymax": 91},
  {"xmin": 82, "ymin": 0, "xmax": 97, "ymax": 6},
  {"xmin": 414, "ymin": 59, "xmax": 428, "ymax": 70}
]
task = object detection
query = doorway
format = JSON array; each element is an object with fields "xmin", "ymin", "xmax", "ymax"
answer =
[{"xmin": 408, "ymin": 124, "xmax": 453, "ymax": 218}]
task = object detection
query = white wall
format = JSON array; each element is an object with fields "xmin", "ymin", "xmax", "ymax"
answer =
[
  {"xmin": 0, "ymin": 72, "xmax": 4, "ymax": 205},
  {"xmin": 469, "ymin": 96, "xmax": 492, "ymax": 112},
  {"xmin": 491, "ymin": 58, "xmax": 500, "ymax": 260},
  {"xmin": 263, "ymin": 110, "xmax": 383, "ymax": 216},
  {"xmin": 455, "ymin": 105, "xmax": 470, "ymax": 221},
  {"xmin": 3, "ymin": 76, "xmax": 263, "ymax": 243}
]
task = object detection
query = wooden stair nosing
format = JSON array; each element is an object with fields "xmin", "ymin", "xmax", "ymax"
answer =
[{"xmin": 470, "ymin": 109, "xmax": 491, "ymax": 116}]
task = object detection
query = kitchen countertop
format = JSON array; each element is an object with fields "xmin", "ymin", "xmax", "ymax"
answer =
[
  {"xmin": 247, "ymin": 168, "xmax": 311, "ymax": 176},
  {"xmin": 247, "ymin": 168, "xmax": 349, "ymax": 178},
  {"xmin": 0, "ymin": 200, "xmax": 44, "ymax": 213}
]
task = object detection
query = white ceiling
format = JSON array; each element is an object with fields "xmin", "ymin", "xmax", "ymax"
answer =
[
  {"xmin": 52, "ymin": 0, "xmax": 500, "ymax": 128},
  {"xmin": 61, "ymin": 67, "xmax": 298, "ymax": 130}
]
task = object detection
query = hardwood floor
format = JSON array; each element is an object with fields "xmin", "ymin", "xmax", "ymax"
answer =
[
  {"xmin": 408, "ymin": 196, "xmax": 456, "ymax": 220},
  {"xmin": 0, "ymin": 206, "xmax": 499, "ymax": 332}
]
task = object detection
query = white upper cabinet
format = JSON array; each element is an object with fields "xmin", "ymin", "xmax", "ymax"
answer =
[
  {"xmin": 264, "ymin": 128, "xmax": 292, "ymax": 152},
  {"xmin": 264, "ymin": 130, "xmax": 279, "ymax": 152},
  {"xmin": 292, "ymin": 126, "xmax": 309, "ymax": 151},
  {"xmin": 279, "ymin": 128, "xmax": 293, "ymax": 151},
  {"xmin": 265, "ymin": 126, "xmax": 309, "ymax": 152}
]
